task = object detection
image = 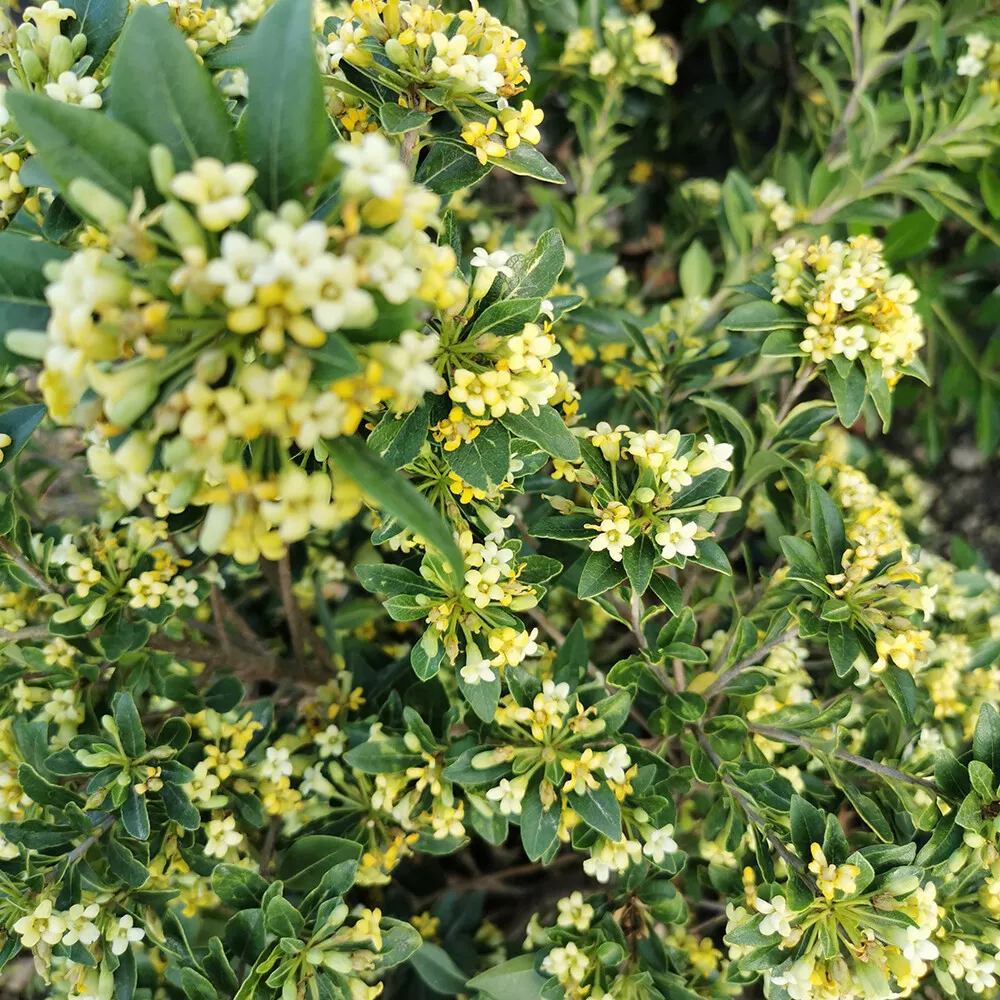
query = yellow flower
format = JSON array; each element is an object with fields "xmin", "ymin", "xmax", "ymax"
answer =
[
  {"xmin": 498, "ymin": 100, "xmax": 543, "ymax": 149},
  {"xmin": 460, "ymin": 118, "xmax": 507, "ymax": 165}
]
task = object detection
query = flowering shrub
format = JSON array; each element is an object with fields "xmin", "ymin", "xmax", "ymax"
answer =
[{"xmin": 0, "ymin": 1, "xmax": 998, "ymax": 1000}]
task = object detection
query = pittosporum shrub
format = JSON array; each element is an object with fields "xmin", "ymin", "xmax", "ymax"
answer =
[{"xmin": 0, "ymin": 1, "xmax": 998, "ymax": 1000}]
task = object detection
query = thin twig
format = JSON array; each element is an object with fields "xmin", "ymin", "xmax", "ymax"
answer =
[
  {"xmin": 210, "ymin": 585, "xmax": 231, "ymax": 656},
  {"xmin": 277, "ymin": 554, "xmax": 306, "ymax": 666},
  {"xmin": 702, "ymin": 626, "xmax": 798, "ymax": 699},
  {"xmin": 0, "ymin": 537, "xmax": 59, "ymax": 595},
  {"xmin": 46, "ymin": 815, "xmax": 115, "ymax": 882},
  {"xmin": 750, "ymin": 724, "xmax": 943, "ymax": 795}
]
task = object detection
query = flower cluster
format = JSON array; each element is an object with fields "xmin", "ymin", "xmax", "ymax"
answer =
[
  {"xmin": 772, "ymin": 235, "xmax": 925, "ymax": 384},
  {"xmin": 560, "ymin": 12, "xmax": 678, "ymax": 89}
]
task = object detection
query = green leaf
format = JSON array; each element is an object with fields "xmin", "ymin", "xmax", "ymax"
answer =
[
  {"xmin": 721, "ymin": 300, "xmax": 804, "ymax": 332},
  {"xmin": 828, "ymin": 622, "xmax": 860, "ymax": 679},
  {"xmin": 623, "ymin": 532, "xmax": 655, "ymax": 595},
  {"xmin": 520, "ymin": 771, "xmax": 560, "ymax": 861},
  {"xmin": 968, "ymin": 760, "xmax": 995, "ymax": 800},
  {"xmin": 64, "ymin": 0, "xmax": 129, "ymax": 67},
  {"xmin": 760, "ymin": 329, "xmax": 804, "ymax": 357},
  {"xmin": 415, "ymin": 142, "xmax": 490, "ymax": 195},
  {"xmin": 570, "ymin": 783, "xmax": 622, "ymax": 841},
  {"xmin": 861, "ymin": 354, "xmax": 891, "ymax": 432},
  {"xmin": 827, "ymin": 363, "xmax": 866, "ymax": 427},
  {"xmin": 410, "ymin": 942, "xmax": 469, "ymax": 995},
  {"xmin": 367, "ymin": 405, "xmax": 429, "ymax": 468},
  {"xmin": 443, "ymin": 420, "xmax": 510, "ymax": 492},
  {"xmin": 691, "ymin": 539, "xmax": 732, "ymax": 576},
  {"xmin": 212, "ymin": 863, "xmax": 269, "ymax": 909},
  {"xmin": 458, "ymin": 664, "xmax": 501, "ymax": 724},
  {"xmin": 160, "ymin": 783, "xmax": 200, "ymax": 831},
  {"xmin": 578, "ymin": 549, "xmax": 627, "ymax": 599},
  {"xmin": 355, "ymin": 563, "xmax": 437, "ymax": 597},
  {"xmin": 468, "ymin": 297, "xmax": 541, "ymax": 339},
  {"xmin": 264, "ymin": 895, "xmax": 304, "ymax": 938},
  {"xmin": 779, "ymin": 536, "xmax": 829, "ymax": 595},
  {"xmin": 467, "ymin": 955, "xmax": 547, "ymax": 1000},
  {"xmin": 105, "ymin": 833, "xmax": 149, "ymax": 888},
  {"xmin": 789, "ymin": 794, "xmax": 825, "ymax": 859},
  {"xmin": 679, "ymin": 239, "xmax": 713, "ymax": 299},
  {"xmin": 378, "ymin": 104, "xmax": 433, "ymax": 135},
  {"xmin": 882, "ymin": 664, "xmax": 917, "ymax": 727},
  {"xmin": 343, "ymin": 737, "xmax": 423, "ymax": 774},
  {"xmin": 245, "ymin": 0, "xmax": 331, "ymax": 206},
  {"xmin": 504, "ymin": 228, "xmax": 566, "ymax": 300},
  {"xmin": 17, "ymin": 762, "xmax": 76, "ymax": 808},
  {"xmin": 5, "ymin": 92, "xmax": 154, "ymax": 206},
  {"xmin": 493, "ymin": 142, "xmax": 564, "ymax": 183},
  {"xmin": 276, "ymin": 835, "xmax": 362, "ymax": 893},
  {"xmin": 114, "ymin": 692, "xmax": 146, "ymax": 758},
  {"xmin": 499, "ymin": 406, "xmax": 579, "ymax": 461},
  {"xmin": 0, "ymin": 405, "xmax": 46, "ymax": 471},
  {"xmin": 180, "ymin": 969, "xmax": 219, "ymax": 1000},
  {"xmin": 120, "ymin": 785, "xmax": 150, "ymax": 840},
  {"xmin": 371, "ymin": 919, "xmax": 423, "ymax": 974},
  {"xmin": 973, "ymin": 704, "xmax": 1000, "ymax": 778},
  {"xmin": 0, "ymin": 233, "xmax": 69, "ymax": 348},
  {"xmin": 692, "ymin": 395, "xmax": 756, "ymax": 456},
  {"xmin": 809, "ymin": 483, "xmax": 846, "ymax": 576},
  {"xmin": 882, "ymin": 211, "xmax": 938, "ymax": 263},
  {"xmin": 111, "ymin": 5, "xmax": 235, "ymax": 168},
  {"xmin": 328, "ymin": 435, "xmax": 464, "ymax": 592}
]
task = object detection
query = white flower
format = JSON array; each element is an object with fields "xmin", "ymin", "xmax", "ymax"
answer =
[
  {"xmin": 556, "ymin": 892, "xmax": 594, "ymax": 932},
  {"xmin": 485, "ymin": 777, "xmax": 526, "ymax": 816},
  {"xmin": 957, "ymin": 52, "xmax": 984, "ymax": 76},
  {"xmin": 471, "ymin": 246, "xmax": 514, "ymax": 277},
  {"xmin": 43, "ymin": 72, "xmax": 102, "ymax": 109},
  {"xmin": 689, "ymin": 434, "xmax": 734, "ymax": 475},
  {"xmin": 655, "ymin": 517, "xmax": 698, "ymax": 561},
  {"xmin": 336, "ymin": 134, "xmax": 409, "ymax": 200},
  {"xmin": 541, "ymin": 942, "xmax": 591, "ymax": 983},
  {"xmin": 171, "ymin": 159, "xmax": 257, "ymax": 231},
  {"xmin": 832, "ymin": 323, "xmax": 868, "ymax": 361},
  {"xmin": 967, "ymin": 32, "xmax": 992, "ymax": 60},
  {"xmin": 260, "ymin": 745, "xmax": 294, "ymax": 782},
  {"xmin": 757, "ymin": 178, "xmax": 786, "ymax": 208},
  {"xmin": 62, "ymin": 903, "xmax": 101, "ymax": 946},
  {"xmin": 754, "ymin": 894, "xmax": 795, "ymax": 939},
  {"xmin": 106, "ymin": 914, "xmax": 145, "ymax": 956},
  {"xmin": 474, "ymin": 53, "xmax": 505, "ymax": 94},
  {"xmin": 314, "ymin": 723, "xmax": 346, "ymax": 758},
  {"xmin": 600, "ymin": 744, "xmax": 632, "ymax": 784},
  {"xmin": 460, "ymin": 645, "xmax": 495, "ymax": 685},
  {"xmin": 771, "ymin": 957, "xmax": 815, "ymax": 1000},
  {"xmin": 642, "ymin": 824, "xmax": 678, "ymax": 863}
]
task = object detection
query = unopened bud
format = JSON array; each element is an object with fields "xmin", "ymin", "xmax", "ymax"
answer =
[
  {"xmin": 384, "ymin": 38, "xmax": 407, "ymax": 65},
  {"xmin": 21, "ymin": 50, "xmax": 46, "ymax": 85},
  {"xmin": 199, "ymin": 502, "xmax": 233, "ymax": 555},
  {"xmin": 149, "ymin": 144, "xmax": 175, "ymax": 195},
  {"xmin": 161, "ymin": 201, "xmax": 206, "ymax": 253},
  {"xmin": 47, "ymin": 34, "xmax": 74, "ymax": 77},
  {"xmin": 5, "ymin": 330, "xmax": 49, "ymax": 360},
  {"xmin": 193, "ymin": 347, "xmax": 228, "ymax": 384},
  {"xmin": 634, "ymin": 487, "xmax": 655, "ymax": 504},
  {"xmin": 544, "ymin": 494, "xmax": 575, "ymax": 513},
  {"xmin": 167, "ymin": 474, "xmax": 201, "ymax": 512},
  {"xmin": 403, "ymin": 732, "xmax": 421, "ymax": 753},
  {"xmin": 51, "ymin": 603, "xmax": 86, "ymax": 623},
  {"xmin": 68, "ymin": 177, "xmax": 128, "ymax": 229},
  {"xmin": 706, "ymin": 495, "xmax": 742, "ymax": 513},
  {"xmin": 80, "ymin": 598, "xmax": 106, "ymax": 629},
  {"xmin": 71, "ymin": 32, "xmax": 88, "ymax": 59}
]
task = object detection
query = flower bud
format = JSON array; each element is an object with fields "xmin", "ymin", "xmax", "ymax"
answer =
[
  {"xmin": 69, "ymin": 178, "xmax": 128, "ymax": 229},
  {"xmin": 881, "ymin": 870, "xmax": 920, "ymax": 896},
  {"xmin": 706, "ymin": 495, "xmax": 743, "ymax": 513},
  {"xmin": 51, "ymin": 603, "xmax": 86, "ymax": 623},
  {"xmin": 167, "ymin": 474, "xmax": 201, "ymax": 512},
  {"xmin": 71, "ymin": 31, "xmax": 88, "ymax": 59},
  {"xmin": 47, "ymin": 34, "xmax": 74, "ymax": 77},
  {"xmin": 161, "ymin": 201, "xmax": 206, "ymax": 254},
  {"xmin": 5, "ymin": 329, "xmax": 49, "ymax": 360},
  {"xmin": 21, "ymin": 49, "xmax": 47, "ymax": 85},
  {"xmin": 544, "ymin": 494, "xmax": 575, "ymax": 513},
  {"xmin": 80, "ymin": 598, "xmax": 106, "ymax": 629},
  {"xmin": 634, "ymin": 486, "xmax": 656, "ymax": 504},
  {"xmin": 199, "ymin": 502, "xmax": 233, "ymax": 555},
  {"xmin": 149, "ymin": 144, "xmax": 175, "ymax": 196},
  {"xmin": 194, "ymin": 347, "xmax": 229, "ymax": 384},
  {"xmin": 384, "ymin": 38, "xmax": 407, "ymax": 65},
  {"xmin": 403, "ymin": 732, "xmax": 421, "ymax": 753}
]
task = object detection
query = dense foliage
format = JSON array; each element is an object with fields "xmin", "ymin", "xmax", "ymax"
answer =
[{"xmin": 0, "ymin": 1, "xmax": 998, "ymax": 1000}]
